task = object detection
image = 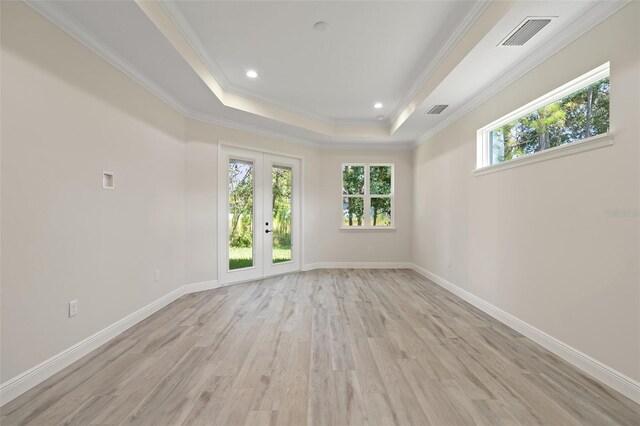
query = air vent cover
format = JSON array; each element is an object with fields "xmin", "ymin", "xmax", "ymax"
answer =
[
  {"xmin": 501, "ymin": 18, "xmax": 552, "ymax": 46},
  {"xmin": 427, "ymin": 105, "xmax": 449, "ymax": 115}
]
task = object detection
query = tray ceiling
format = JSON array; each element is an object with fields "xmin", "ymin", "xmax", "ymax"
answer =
[{"xmin": 26, "ymin": 0, "xmax": 627, "ymax": 148}]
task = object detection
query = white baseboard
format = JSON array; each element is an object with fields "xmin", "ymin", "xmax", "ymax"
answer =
[
  {"xmin": 0, "ymin": 279, "xmax": 219, "ymax": 407},
  {"xmin": 182, "ymin": 279, "xmax": 220, "ymax": 294},
  {"xmin": 410, "ymin": 263, "xmax": 640, "ymax": 405},
  {"xmin": 303, "ymin": 261, "xmax": 413, "ymax": 271},
  {"xmin": 0, "ymin": 286, "xmax": 184, "ymax": 406},
  {"xmin": 5, "ymin": 266, "xmax": 638, "ymax": 407}
]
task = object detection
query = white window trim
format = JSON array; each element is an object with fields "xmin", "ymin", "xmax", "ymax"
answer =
[
  {"xmin": 341, "ymin": 163, "xmax": 395, "ymax": 230},
  {"xmin": 473, "ymin": 132, "xmax": 613, "ymax": 176},
  {"xmin": 475, "ymin": 62, "xmax": 611, "ymax": 172}
]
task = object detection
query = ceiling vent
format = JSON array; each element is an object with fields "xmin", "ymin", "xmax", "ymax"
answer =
[
  {"xmin": 500, "ymin": 17, "xmax": 553, "ymax": 46},
  {"xmin": 426, "ymin": 105, "xmax": 448, "ymax": 115}
]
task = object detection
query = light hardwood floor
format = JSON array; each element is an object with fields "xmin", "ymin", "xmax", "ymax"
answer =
[{"xmin": 2, "ymin": 269, "xmax": 639, "ymax": 425}]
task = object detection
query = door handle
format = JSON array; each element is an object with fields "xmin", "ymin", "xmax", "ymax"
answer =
[{"xmin": 265, "ymin": 229, "xmax": 272, "ymax": 233}]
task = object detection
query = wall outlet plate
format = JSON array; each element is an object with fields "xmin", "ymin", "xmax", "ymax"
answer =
[
  {"xmin": 69, "ymin": 300, "xmax": 78, "ymax": 317},
  {"xmin": 102, "ymin": 171, "xmax": 114, "ymax": 189}
]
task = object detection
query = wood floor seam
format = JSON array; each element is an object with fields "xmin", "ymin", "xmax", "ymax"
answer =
[{"xmin": 2, "ymin": 269, "xmax": 639, "ymax": 425}]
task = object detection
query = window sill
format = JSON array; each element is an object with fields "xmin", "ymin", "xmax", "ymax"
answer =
[
  {"xmin": 473, "ymin": 132, "xmax": 614, "ymax": 176},
  {"xmin": 340, "ymin": 227, "xmax": 397, "ymax": 231}
]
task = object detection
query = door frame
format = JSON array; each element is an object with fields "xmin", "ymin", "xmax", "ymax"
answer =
[
  {"xmin": 262, "ymin": 153, "xmax": 301, "ymax": 278},
  {"xmin": 217, "ymin": 141, "xmax": 304, "ymax": 285}
]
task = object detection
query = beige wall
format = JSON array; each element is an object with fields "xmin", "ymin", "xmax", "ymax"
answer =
[
  {"xmin": 184, "ymin": 119, "xmax": 322, "ymax": 284},
  {"xmin": 1, "ymin": 2, "xmax": 413, "ymax": 384},
  {"xmin": 2, "ymin": 0, "xmax": 637, "ymax": 398},
  {"xmin": 412, "ymin": 3, "xmax": 640, "ymax": 381},
  {"xmin": 184, "ymin": 119, "xmax": 413, "ymax": 284},
  {"xmin": 1, "ymin": 2, "xmax": 187, "ymax": 382},
  {"xmin": 314, "ymin": 149, "xmax": 413, "ymax": 264}
]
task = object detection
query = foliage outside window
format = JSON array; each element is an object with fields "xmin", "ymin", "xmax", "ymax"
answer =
[
  {"xmin": 271, "ymin": 166, "xmax": 292, "ymax": 264},
  {"xmin": 228, "ymin": 159, "xmax": 254, "ymax": 270},
  {"xmin": 227, "ymin": 161, "xmax": 293, "ymax": 270},
  {"xmin": 478, "ymin": 63, "xmax": 610, "ymax": 168},
  {"xmin": 342, "ymin": 164, "xmax": 393, "ymax": 228}
]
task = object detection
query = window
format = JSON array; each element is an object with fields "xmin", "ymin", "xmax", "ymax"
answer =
[
  {"xmin": 342, "ymin": 164, "xmax": 393, "ymax": 228},
  {"xmin": 477, "ymin": 63, "xmax": 611, "ymax": 170}
]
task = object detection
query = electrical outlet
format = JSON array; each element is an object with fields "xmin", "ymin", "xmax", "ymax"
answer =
[
  {"xmin": 69, "ymin": 300, "xmax": 78, "ymax": 317},
  {"xmin": 155, "ymin": 270, "xmax": 160, "ymax": 282}
]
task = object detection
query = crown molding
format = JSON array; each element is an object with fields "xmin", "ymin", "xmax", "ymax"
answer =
[
  {"xmin": 23, "ymin": 0, "xmax": 411, "ymax": 151},
  {"xmin": 414, "ymin": 0, "xmax": 630, "ymax": 147},
  {"xmin": 390, "ymin": 0, "xmax": 514, "ymax": 135},
  {"xmin": 154, "ymin": 0, "xmax": 498, "ymax": 134},
  {"xmin": 185, "ymin": 110, "xmax": 413, "ymax": 151},
  {"xmin": 24, "ymin": 0, "xmax": 195, "ymax": 119},
  {"xmin": 157, "ymin": 0, "xmax": 233, "ymax": 92},
  {"xmin": 135, "ymin": 0, "xmax": 396, "ymax": 138},
  {"xmin": 389, "ymin": 0, "xmax": 491, "ymax": 126},
  {"xmin": 158, "ymin": 0, "xmax": 341, "ymax": 128},
  {"xmin": 25, "ymin": 0, "xmax": 623, "ymax": 151},
  {"xmin": 159, "ymin": 0, "xmax": 489, "ymax": 130}
]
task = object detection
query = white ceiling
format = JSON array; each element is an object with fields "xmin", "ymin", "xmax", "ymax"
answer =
[
  {"xmin": 162, "ymin": 0, "xmax": 478, "ymax": 123},
  {"xmin": 27, "ymin": 0, "xmax": 628, "ymax": 148}
]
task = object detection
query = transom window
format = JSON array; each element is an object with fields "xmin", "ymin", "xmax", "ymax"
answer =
[
  {"xmin": 342, "ymin": 164, "xmax": 393, "ymax": 228},
  {"xmin": 477, "ymin": 63, "xmax": 610, "ymax": 169}
]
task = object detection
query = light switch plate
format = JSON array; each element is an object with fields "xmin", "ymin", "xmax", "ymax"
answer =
[{"xmin": 69, "ymin": 300, "xmax": 78, "ymax": 317}]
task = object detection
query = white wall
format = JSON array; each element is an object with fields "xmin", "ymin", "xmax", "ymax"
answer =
[
  {"xmin": 313, "ymin": 149, "xmax": 413, "ymax": 264},
  {"xmin": 1, "ymin": 2, "xmax": 186, "ymax": 382},
  {"xmin": 184, "ymin": 119, "xmax": 413, "ymax": 284},
  {"xmin": 412, "ymin": 2, "xmax": 640, "ymax": 382},
  {"xmin": 184, "ymin": 119, "xmax": 322, "ymax": 284},
  {"xmin": 1, "ymin": 1, "xmax": 413, "ymax": 386},
  {"xmin": 2, "ymin": 0, "xmax": 637, "ymax": 403}
]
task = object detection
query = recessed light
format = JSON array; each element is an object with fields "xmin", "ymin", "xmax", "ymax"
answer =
[
  {"xmin": 246, "ymin": 70, "xmax": 258, "ymax": 79},
  {"xmin": 374, "ymin": 102, "xmax": 383, "ymax": 109},
  {"xmin": 377, "ymin": 115, "xmax": 385, "ymax": 121}
]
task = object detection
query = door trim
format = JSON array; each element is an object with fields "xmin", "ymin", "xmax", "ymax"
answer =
[
  {"xmin": 217, "ymin": 146, "xmax": 264, "ymax": 284},
  {"xmin": 262, "ymin": 153, "xmax": 301, "ymax": 277},
  {"xmin": 217, "ymin": 142, "xmax": 304, "ymax": 285}
]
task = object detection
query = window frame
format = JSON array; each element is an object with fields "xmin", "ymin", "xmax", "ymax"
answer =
[
  {"xmin": 475, "ymin": 62, "xmax": 612, "ymax": 173},
  {"xmin": 341, "ymin": 163, "xmax": 395, "ymax": 230}
]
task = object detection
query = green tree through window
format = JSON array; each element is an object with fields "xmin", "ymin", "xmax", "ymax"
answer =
[
  {"xmin": 342, "ymin": 164, "xmax": 393, "ymax": 228},
  {"xmin": 490, "ymin": 77, "xmax": 610, "ymax": 165}
]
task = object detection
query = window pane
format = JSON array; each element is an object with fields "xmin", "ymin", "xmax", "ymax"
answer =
[
  {"xmin": 228, "ymin": 159, "xmax": 254, "ymax": 270},
  {"xmin": 370, "ymin": 197, "xmax": 392, "ymax": 227},
  {"xmin": 272, "ymin": 165, "xmax": 292, "ymax": 264},
  {"xmin": 342, "ymin": 165, "xmax": 364, "ymax": 195},
  {"xmin": 342, "ymin": 197, "xmax": 364, "ymax": 227},
  {"xmin": 370, "ymin": 166, "xmax": 392, "ymax": 195},
  {"xmin": 490, "ymin": 77, "xmax": 610, "ymax": 165}
]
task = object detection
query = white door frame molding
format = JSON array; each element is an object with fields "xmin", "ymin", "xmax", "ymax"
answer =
[
  {"xmin": 217, "ymin": 142, "xmax": 304, "ymax": 285},
  {"xmin": 217, "ymin": 146, "xmax": 264, "ymax": 284}
]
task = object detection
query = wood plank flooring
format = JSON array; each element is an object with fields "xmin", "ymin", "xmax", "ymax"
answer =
[{"xmin": 2, "ymin": 269, "xmax": 639, "ymax": 425}]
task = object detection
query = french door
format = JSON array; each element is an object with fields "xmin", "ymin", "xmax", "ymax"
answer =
[{"xmin": 218, "ymin": 145, "xmax": 301, "ymax": 285}]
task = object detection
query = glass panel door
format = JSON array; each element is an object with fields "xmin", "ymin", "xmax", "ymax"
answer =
[
  {"xmin": 218, "ymin": 147, "xmax": 300, "ymax": 284},
  {"xmin": 218, "ymin": 147, "xmax": 263, "ymax": 285},
  {"xmin": 263, "ymin": 154, "xmax": 300, "ymax": 277},
  {"xmin": 228, "ymin": 159, "xmax": 254, "ymax": 270},
  {"xmin": 271, "ymin": 165, "xmax": 292, "ymax": 264}
]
